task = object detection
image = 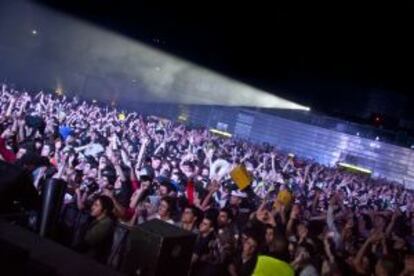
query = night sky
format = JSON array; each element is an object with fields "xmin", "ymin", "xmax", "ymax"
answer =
[{"xmin": 37, "ymin": 0, "xmax": 414, "ymax": 126}]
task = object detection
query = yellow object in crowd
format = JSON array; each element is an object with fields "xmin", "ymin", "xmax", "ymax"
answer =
[
  {"xmin": 118, "ymin": 113, "xmax": 126, "ymax": 121},
  {"xmin": 230, "ymin": 165, "xmax": 252, "ymax": 190},
  {"xmin": 253, "ymin": 255, "xmax": 294, "ymax": 276},
  {"xmin": 276, "ymin": 189, "xmax": 293, "ymax": 206}
]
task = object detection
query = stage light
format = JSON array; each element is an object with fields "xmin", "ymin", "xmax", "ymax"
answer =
[
  {"xmin": 209, "ymin": 128, "xmax": 232, "ymax": 138},
  {"xmin": 118, "ymin": 113, "xmax": 126, "ymax": 121},
  {"xmin": 65, "ymin": 19, "xmax": 309, "ymax": 110},
  {"xmin": 178, "ymin": 114, "xmax": 188, "ymax": 122},
  {"xmin": 19, "ymin": 6, "xmax": 310, "ymax": 110},
  {"xmin": 338, "ymin": 162, "xmax": 372, "ymax": 174},
  {"xmin": 55, "ymin": 87, "xmax": 63, "ymax": 96}
]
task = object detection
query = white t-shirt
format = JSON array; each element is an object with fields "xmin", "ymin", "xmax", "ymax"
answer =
[{"xmin": 84, "ymin": 143, "xmax": 104, "ymax": 158}]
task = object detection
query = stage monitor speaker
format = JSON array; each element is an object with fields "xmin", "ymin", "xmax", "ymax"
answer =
[
  {"xmin": 121, "ymin": 219, "xmax": 196, "ymax": 276},
  {"xmin": 0, "ymin": 219, "xmax": 121, "ymax": 276},
  {"xmin": 0, "ymin": 160, "xmax": 40, "ymax": 215}
]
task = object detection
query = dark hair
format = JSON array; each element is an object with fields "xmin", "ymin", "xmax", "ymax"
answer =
[
  {"xmin": 204, "ymin": 208, "xmax": 219, "ymax": 231},
  {"xmin": 159, "ymin": 179, "xmax": 174, "ymax": 193},
  {"xmin": 161, "ymin": 196, "xmax": 176, "ymax": 215},
  {"xmin": 185, "ymin": 205, "xmax": 203, "ymax": 223},
  {"xmin": 18, "ymin": 141, "xmax": 36, "ymax": 152},
  {"xmin": 96, "ymin": 195, "xmax": 114, "ymax": 215},
  {"xmin": 152, "ymin": 155, "xmax": 162, "ymax": 161},
  {"xmin": 219, "ymin": 207, "xmax": 234, "ymax": 222},
  {"xmin": 377, "ymin": 256, "xmax": 398, "ymax": 276},
  {"xmin": 15, "ymin": 152, "xmax": 43, "ymax": 170},
  {"xmin": 43, "ymin": 142, "xmax": 55, "ymax": 154}
]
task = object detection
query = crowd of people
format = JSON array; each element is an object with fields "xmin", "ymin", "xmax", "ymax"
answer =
[{"xmin": 0, "ymin": 83, "xmax": 413, "ymax": 276}]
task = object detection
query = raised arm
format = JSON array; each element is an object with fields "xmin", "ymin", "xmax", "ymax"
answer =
[{"xmin": 136, "ymin": 137, "xmax": 150, "ymax": 171}]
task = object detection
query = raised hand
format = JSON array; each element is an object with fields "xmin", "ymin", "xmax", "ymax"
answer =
[
  {"xmin": 368, "ymin": 230, "xmax": 384, "ymax": 243},
  {"xmin": 208, "ymin": 179, "xmax": 220, "ymax": 193},
  {"xmin": 55, "ymin": 140, "xmax": 63, "ymax": 151},
  {"xmin": 1, "ymin": 83, "xmax": 6, "ymax": 94},
  {"xmin": 102, "ymin": 188, "xmax": 114, "ymax": 199},
  {"xmin": 68, "ymin": 154, "xmax": 76, "ymax": 166},
  {"xmin": 99, "ymin": 158, "xmax": 107, "ymax": 171}
]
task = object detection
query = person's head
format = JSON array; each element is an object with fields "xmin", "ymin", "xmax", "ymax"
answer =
[
  {"xmin": 140, "ymin": 175, "xmax": 152, "ymax": 190},
  {"xmin": 297, "ymin": 222, "xmax": 309, "ymax": 239},
  {"xmin": 182, "ymin": 161, "xmax": 194, "ymax": 178},
  {"xmin": 242, "ymin": 235, "xmax": 259, "ymax": 259},
  {"xmin": 158, "ymin": 196, "xmax": 175, "ymax": 220},
  {"xmin": 40, "ymin": 143, "xmax": 54, "ymax": 158},
  {"xmin": 100, "ymin": 175, "xmax": 111, "ymax": 188},
  {"xmin": 87, "ymin": 166, "xmax": 98, "ymax": 179},
  {"xmin": 83, "ymin": 162, "xmax": 92, "ymax": 175},
  {"xmin": 272, "ymin": 236, "xmax": 289, "ymax": 262},
  {"xmin": 217, "ymin": 208, "xmax": 233, "ymax": 228},
  {"xmin": 230, "ymin": 190, "xmax": 246, "ymax": 207},
  {"xmin": 98, "ymin": 154, "xmax": 108, "ymax": 168},
  {"xmin": 171, "ymin": 172, "xmax": 181, "ymax": 184},
  {"xmin": 199, "ymin": 216, "xmax": 215, "ymax": 235},
  {"xmin": 114, "ymin": 174, "xmax": 124, "ymax": 190},
  {"xmin": 294, "ymin": 244, "xmax": 312, "ymax": 264},
  {"xmin": 181, "ymin": 205, "xmax": 201, "ymax": 225},
  {"xmin": 375, "ymin": 256, "xmax": 397, "ymax": 276},
  {"xmin": 91, "ymin": 195, "xmax": 114, "ymax": 219},
  {"xmin": 159, "ymin": 180, "xmax": 173, "ymax": 197},
  {"xmin": 374, "ymin": 214, "xmax": 387, "ymax": 231},
  {"xmin": 265, "ymin": 225, "xmax": 275, "ymax": 245},
  {"xmin": 34, "ymin": 139, "xmax": 43, "ymax": 151},
  {"xmin": 16, "ymin": 141, "xmax": 36, "ymax": 160},
  {"xmin": 201, "ymin": 167, "xmax": 209, "ymax": 178},
  {"xmin": 322, "ymin": 261, "xmax": 343, "ymax": 276},
  {"xmin": 15, "ymin": 151, "xmax": 42, "ymax": 172},
  {"xmin": 16, "ymin": 147, "xmax": 28, "ymax": 160},
  {"xmin": 55, "ymin": 138, "xmax": 62, "ymax": 149},
  {"xmin": 152, "ymin": 156, "xmax": 162, "ymax": 170}
]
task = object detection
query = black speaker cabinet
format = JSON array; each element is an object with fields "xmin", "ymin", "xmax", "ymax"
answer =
[
  {"xmin": 0, "ymin": 220, "xmax": 121, "ymax": 276},
  {"xmin": 121, "ymin": 219, "xmax": 197, "ymax": 276}
]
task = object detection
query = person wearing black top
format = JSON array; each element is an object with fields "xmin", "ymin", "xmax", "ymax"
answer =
[
  {"xmin": 191, "ymin": 216, "xmax": 216, "ymax": 276},
  {"xmin": 77, "ymin": 195, "xmax": 115, "ymax": 264},
  {"xmin": 228, "ymin": 234, "xmax": 259, "ymax": 276}
]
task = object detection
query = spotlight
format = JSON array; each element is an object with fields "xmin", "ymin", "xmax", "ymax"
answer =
[
  {"xmin": 118, "ymin": 113, "xmax": 126, "ymax": 121},
  {"xmin": 55, "ymin": 87, "xmax": 63, "ymax": 96},
  {"xmin": 209, "ymin": 128, "xmax": 232, "ymax": 138},
  {"xmin": 338, "ymin": 162, "xmax": 372, "ymax": 174},
  {"xmin": 32, "ymin": 29, "xmax": 37, "ymax": 35}
]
